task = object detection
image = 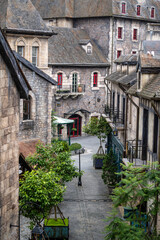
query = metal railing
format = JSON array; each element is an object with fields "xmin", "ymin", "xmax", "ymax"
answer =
[
  {"xmin": 56, "ymin": 84, "xmax": 85, "ymax": 94},
  {"xmin": 126, "ymin": 139, "xmax": 147, "ymax": 166},
  {"xmin": 105, "ymin": 105, "xmax": 124, "ymax": 125}
]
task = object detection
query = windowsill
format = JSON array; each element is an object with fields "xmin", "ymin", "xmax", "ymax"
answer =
[
  {"xmin": 21, "ymin": 120, "xmax": 34, "ymax": 130},
  {"xmin": 117, "ymin": 38, "xmax": 123, "ymax": 41},
  {"xmin": 92, "ymin": 87, "xmax": 99, "ymax": 90},
  {"xmin": 132, "ymin": 39, "xmax": 138, "ymax": 42}
]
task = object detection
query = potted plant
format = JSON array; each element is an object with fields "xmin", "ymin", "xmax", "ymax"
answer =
[
  {"xmin": 78, "ymin": 84, "xmax": 82, "ymax": 92},
  {"xmin": 101, "ymin": 149, "xmax": 119, "ymax": 194},
  {"xmin": 83, "ymin": 116, "xmax": 112, "ymax": 169}
]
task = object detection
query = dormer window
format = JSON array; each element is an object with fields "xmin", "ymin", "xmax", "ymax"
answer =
[
  {"xmin": 18, "ymin": 46, "xmax": 24, "ymax": 57},
  {"xmin": 87, "ymin": 45, "xmax": 92, "ymax": 54},
  {"xmin": 137, "ymin": 5, "xmax": 141, "ymax": 16},
  {"xmin": 151, "ymin": 7, "xmax": 155, "ymax": 18},
  {"xmin": 121, "ymin": 2, "xmax": 126, "ymax": 14}
]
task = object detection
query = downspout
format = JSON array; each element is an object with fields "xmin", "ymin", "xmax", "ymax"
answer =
[
  {"xmin": 111, "ymin": 17, "xmax": 114, "ymax": 73},
  {"xmin": 151, "ymin": 100, "xmax": 160, "ymax": 164}
]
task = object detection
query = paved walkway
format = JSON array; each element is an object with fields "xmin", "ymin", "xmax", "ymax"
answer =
[
  {"xmin": 52, "ymin": 136, "xmax": 113, "ymax": 240},
  {"xmin": 20, "ymin": 136, "xmax": 112, "ymax": 240}
]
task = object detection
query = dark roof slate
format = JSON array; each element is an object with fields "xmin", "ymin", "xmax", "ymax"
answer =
[
  {"xmin": 0, "ymin": 0, "xmax": 49, "ymax": 32},
  {"xmin": 31, "ymin": 0, "xmax": 160, "ymax": 21},
  {"xmin": 14, "ymin": 51, "xmax": 57, "ymax": 85},
  {"xmin": 105, "ymin": 71, "xmax": 137, "ymax": 87},
  {"xmin": 138, "ymin": 74, "xmax": 160, "ymax": 100},
  {"xmin": 48, "ymin": 27, "xmax": 109, "ymax": 66},
  {"xmin": 105, "ymin": 71, "xmax": 126, "ymax": 83},
  {"xmin": 0, "ymin": 29, "xmax": 30, "ymax": 98},
  {"xmin": 140, "ymin": 53, "xmax": 160, "ymax": 69},
  {"xmin": 115, "ymin": 54, "xmax": 138, "ymax": 65}
]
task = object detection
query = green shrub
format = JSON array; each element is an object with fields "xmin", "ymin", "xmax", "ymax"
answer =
[
  {"xmin": 92, "ymin": 154, "xmax": 106, "ymax": 160},
  {"xmin": 69, "ymin": 143, "xmax": 82, "ymax": 151}
]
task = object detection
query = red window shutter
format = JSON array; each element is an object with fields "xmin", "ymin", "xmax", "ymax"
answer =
[
  {"xmin": 133, "ymin": 29, "xmax": 137, "ymax": 40},
  {"xmin": 132, "ymin": 51, "xmax": 137, "ymax": 55},
  {"xmin": 93, "ymin": 73, "xmax": 98, "ymax": 87},
  {"xmin": 122, "ymin": 3, "xmax": 126, "ymax": 14},
  {"xmin": 137, "ymin": 5, "xmax": 140, "ymax": 16},
  {"xmin": 118, "ymin": 27, "xmax": 122, "ymax": 39},
  {"xmin": 151, "ymin": 8, "xmax": 155, "ymax": 18},
  {"xmin": 58, "ymin": 73, "xmax": 62, "ymax": 86},
  {"xmin": 117, "ymin": 50, "xmax": 122, "ymax": 58}
]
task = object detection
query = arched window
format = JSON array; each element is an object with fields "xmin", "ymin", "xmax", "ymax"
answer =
[
  {"xmin": 17, "ymin": 40, "xmax": 25, "ymax": 57},
  {"xmin": 57, "ymin": 73, "xmax": 63, "ymax": 88},
  {"xmin": 23, "ymin": 96, "xmax": 31, "ymax": 120},
  {"xmin": 93, "ymin": 72, "xmax": 98, "ymax": 87},
  {"xmin": 32, "ymin": 41, "xmax": 40, "ymax": 67},
  {"xmin": 72, "ymin": 73, "xmax": 78, "ymax": 92}
]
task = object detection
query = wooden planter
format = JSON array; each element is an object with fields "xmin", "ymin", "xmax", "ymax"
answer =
[
  {"xmin": 93, "ymin": 157, "xmax": 103, "ymax": 169},
  {"xmin": 43, "ymin": 218, "xmax": 69, "ymax": 239}
]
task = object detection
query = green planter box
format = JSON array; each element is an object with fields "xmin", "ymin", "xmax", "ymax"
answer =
[{"xmin": 43, "ymin": 218, "xmax": 69, "ymax": 239}]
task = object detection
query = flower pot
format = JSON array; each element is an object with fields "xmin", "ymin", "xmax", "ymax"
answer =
[{"xmin": 78, "ymin": 86, "xmax": 82, "ymax": 92}]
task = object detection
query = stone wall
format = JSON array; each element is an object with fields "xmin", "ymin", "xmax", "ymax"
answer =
[
  {"xmin": 0, "ymin": 55, "xmax": 19, "ymax": 240},
  {"xmin": 52, "ymin": 66, "xmax": 108, "ymax": 131},
  {"xmin": 18, "ymin": 64, "xmax": 54, "ymax": 144}
]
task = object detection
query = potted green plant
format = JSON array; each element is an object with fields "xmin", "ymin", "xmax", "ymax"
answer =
[{"xmin": 83, "ymin": 116, "xmax": 112, "ymax": 169}]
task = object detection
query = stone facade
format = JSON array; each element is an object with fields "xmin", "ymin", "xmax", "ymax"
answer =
[
  {"xmin": 0, "ymin": 55, "xmax": 20, "ymax": 240},
  {"xmin": 52, "ymin": 66, "xmax": 107, "ymax": 134},
  {"xmin": 18, "ymin": 64, "xmax": 54, "ymax": 144}
]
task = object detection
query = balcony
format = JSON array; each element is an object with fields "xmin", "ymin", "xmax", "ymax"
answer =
[
  {"xmin": 123, "ymin": 139, "xmax": 148, "ymax": 167},
  {"xmin": 55, "ymin": 84, "xmax": 85, "ymax": 100},
  {"xmin": 105, "ymin": 105, "xmax": 124, "ymax": 129}
]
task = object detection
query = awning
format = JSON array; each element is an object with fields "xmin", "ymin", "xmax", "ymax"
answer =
[{"xmin": 54, "ymin": 116, "xmax": 74, "ymax": 124}]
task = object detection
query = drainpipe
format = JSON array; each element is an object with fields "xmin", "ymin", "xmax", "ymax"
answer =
[
  {"xmin": 111, "ymin": 17, "xmax": 114, "ymax": 73},
  {"xmin": 151, "ymin": 100, "xmax": 160, "ymax": 164},
  {"xmin": 104, "ymin": 78, "xmax": 112, "ymax": 110}
]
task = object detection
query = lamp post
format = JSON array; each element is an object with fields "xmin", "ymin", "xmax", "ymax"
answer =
[{"xmin": 78, "ymin": 148, "xmax": 84, "ymax": 186}]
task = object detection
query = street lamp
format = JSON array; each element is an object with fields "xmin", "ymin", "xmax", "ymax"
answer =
[{"xmin": 78, "ymin": 148, "xmax": 85, "ymax": 186}]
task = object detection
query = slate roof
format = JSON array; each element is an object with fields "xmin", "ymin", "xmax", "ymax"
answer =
[
  {"xmin": 142, "ymin": 41, "xmax": 160, "ymax": 56},
  {"xmin": 0, "ymin": 0, "xmax": 50, "ymax": 32},
  {"xmin": 0, "ymin": 29, "xmax": 30, "ymax": 98},
  {"xmin": 31, "ymin": 0, "xmax": 160, "ymax": 21},
  {"xmin": 48, "ymin": 27, "xmax": 109, "ymax": 66},
  {"xmin": 138, "ymin": 74, "xmax": 160, "ymax": 100},
  {"xmin": 115, "ymin": 54, "xmax": 138, "ymax": 65},
  {"xmin": 127, "ymin": 82, "xmax": 138, "ymax": 96},
  {"xmin": 14, "ymin": 51, "xmax": 57, "ymax": 85},
  {"xmin": 139, "ymin": 53, "xmax": 160, "ymax": 69},
  {"xmin": 105, "ymin": 71, "xmax": 137, "ymax": 87}
]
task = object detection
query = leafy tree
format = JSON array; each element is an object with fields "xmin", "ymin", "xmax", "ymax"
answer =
[
  {"xmin": 19, "ymin": 170, "xmax": 65, "ymax": 228},
  {"xmin": 83, "ymin": 116, "xmax": 112, "ymax": 154},
  {"xmin": 105, "ymin": 162, "xmax": 160, "ymax": 239},
  {"xmin": 26, "ymin": 141, "xmax": 80, "ymax": 183},
  {"xmin": 102, "ymin": 149, "xmax": 119, "ymax": 186}
]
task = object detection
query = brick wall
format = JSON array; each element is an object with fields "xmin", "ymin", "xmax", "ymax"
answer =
[{"xmin": 0, "ymin": 55, "xmax": 19, "ymax": 240}]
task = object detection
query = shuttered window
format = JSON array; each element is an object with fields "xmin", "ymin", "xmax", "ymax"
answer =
[
  {"xmin": 122, "ymin": 2, "xmax": 126, "ymax": 14},
  {"xmin": 133, "ymin": 29, "xmax": 138, "ymax": 40},
  {"xmin": 151, "ymin": 7, "xmax": 155, "ymax": 18},
  {"xmin": 137, "ymin": 5, "xmax": 141, "ymax": 16},
  {"xmin": 93, "ymin": 72, "xmax": 98, "ymax": 87},
  {"xmin": 57, "ymin": 73, "xmax": 63, "ymax": 88},
  {"xmin": 118, "ymin": 27, "xmax": 122, "ymax": 39}
]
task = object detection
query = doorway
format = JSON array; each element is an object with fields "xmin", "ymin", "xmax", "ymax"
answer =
[{"xmin": 68, "ymin": 114, "xmax": 82, "ymax": 137}]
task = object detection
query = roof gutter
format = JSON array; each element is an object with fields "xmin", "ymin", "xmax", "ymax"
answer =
[
  {"xmin": 3, "ymin": 28, "xmax": 56, "ymax": 36},
  {"xmin": 49, "ymin": 63, "xmax": 110, "ymax": 67}
]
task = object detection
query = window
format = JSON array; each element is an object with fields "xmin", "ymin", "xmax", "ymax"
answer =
[
  {"xmin": 117, "ymin": 50, "xmax": 122, "ymax": 58},
  {"xmin": 151, "ymin": 7, "xmax": 155, "ymax": 18},
  {"xmin": 32, "ymin": 46, "xmax": 39, "ymax": 66},
  {"xmin": 23, "ymin": 96, "xmax": 31, "ymax": 120},
  {"xmin": 133, "ymin": 29, "xmax": 138, "ymax": 41},
  {"xmin": 87, "ymin": 45, "xmax": 92, "ymax": 54},
  {"xmin": 132, "ymin": 50, "xmax": 137, "ymax": 55},
  {"xmin": 121, "ymin": 2, "xmax": 126, "ymax": 14},
  {"xmin": 118, "ymin": 27, "xmax": 123, "ymax": 39},
  {"xmin": 93, "ymin": 72, "xmax": 98, "ymax": 87},
  {"xmin": 57, "ymin": 73, "xmax": 63, "ymax": 88},
  {"xmin": 17, "ymin": 46, "xmax": 24, "ymax": 57},
  {"xmin": 138, "ymin": 71, "xmax": 141, "ymax": 89},
  {"xmin": 137, "ymin": 5, "xmax": 141, "ymax": 16},
  {"xmin": 72, "ymin": 73, "xmax": 78, "ymax": 92},
  {"xmin": 153, "ymin": 114, "xmax": 158, "ymax": 153}
]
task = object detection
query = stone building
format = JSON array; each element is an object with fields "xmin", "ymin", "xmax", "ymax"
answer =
[
  {"xmin": 0, "ymin": 30, "xmax": 30, "ymax": 240},
  {"xmin": 49, "ymin": 27, "xmax": 110, "ymax": 136},
  {"xmin": 31, "ymin": 0, "xmax": 160, "ymax": 71}
]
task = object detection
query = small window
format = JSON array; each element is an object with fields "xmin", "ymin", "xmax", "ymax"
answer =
[
  {"xmin": 117, "ymin": 50, "xmax": 122, "ymax": 58},
  {"xmin": 17, "ymin": 46, "xmax": 24, "ymax": 57},
  {"xmin": 121, "ymin": 2, "xmax": 126, "ymax": 14},
  {"xmin": 133, "ymin": 29, "xmax": 138, "ymax": 40},
  {"xmin": 118, "ymin": 27, "xmax": 123, "ymax": 39},
  {"xmin": 87, "ymin": 45, "xmax": 92, "ymax": 54},
  {"xmin": 151, "ymin": 7, "xmax": 155, "ymax": 18},
  {"xmin": 23, "ymin": 96, "xmax": 31, "ymax": 120},
  {"xmin": 137, "ymin": 5, "xmax": 141, "ymax": 16},
  {"xmin": 57, "ymin": 73, "xmax": 63, "ymax": 88},
  {"xmin": 138, "ymin": 71, "xmax": 141, "ymax": 89},
  {"xmin": 93, "ymin": 72, "xmax": 98, "ymax": 87},
  {"xmin": 132, "ymin": 50, "xmax": 137, "ymax": 55},
  {"xmin": 32, "ymin": 46, "xmax": 39, "ymax": 67}
]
